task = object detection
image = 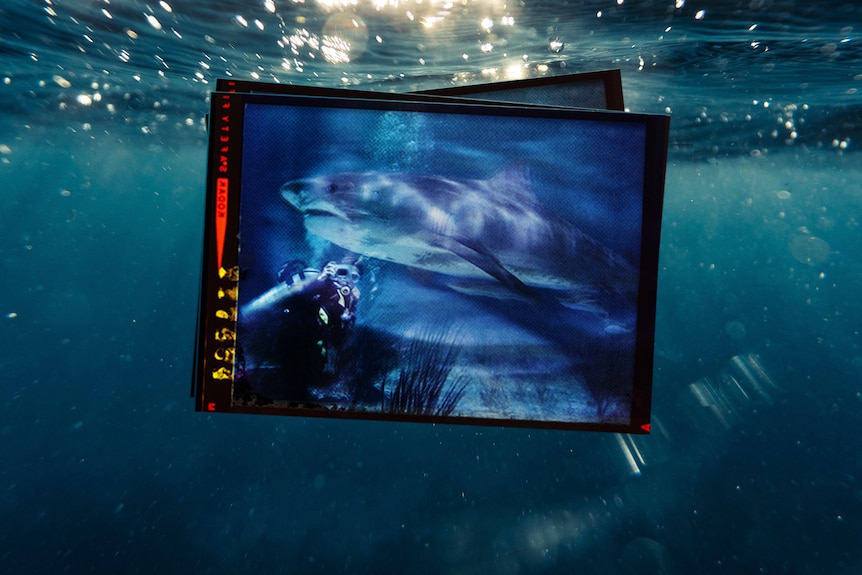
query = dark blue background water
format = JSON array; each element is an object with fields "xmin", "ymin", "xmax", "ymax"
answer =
[{"xmin": 1, "ymin": 0, "xmax": 860, "ymax": 573}]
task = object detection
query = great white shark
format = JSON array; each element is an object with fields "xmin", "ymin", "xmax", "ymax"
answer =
[{"xmin": 280, "ymin": 168, "xmax": 638, "ymax": 317}]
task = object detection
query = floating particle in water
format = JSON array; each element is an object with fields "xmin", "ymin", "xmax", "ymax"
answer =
[
  {"xmin": 59, "ymin": 189, "xmax": 71, "ymax": 197},
  {"xmin": 775, "ymin": 190, "xmax": 791, "ymax": 200},
  {"xmin": 789, "ymin": 234, "xmax": 830, "ymax": 265},
  {"xmin": 6, "ymin": 312, "xmax": 17, "ymax": 319},
  {"xmin": 312, "ymin": 474, "xmax": 326, "ymax": 490},
  {"xmin": 724, "ymin": 320, "xmax": 747, "ymax": 340},
  {"xmin": 548, "ymin": 38, "xmax": 564, "ymax": 53},
  {"xmin": 0, "ymin": 144, "xmax": 11, "ymax": 154}
]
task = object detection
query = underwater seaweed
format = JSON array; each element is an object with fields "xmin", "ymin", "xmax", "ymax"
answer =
[
  {"xmin": 578, "ymin": 343, "xmax": 634, "ymax": 420},
  {"xmin": 383, "ymin": 328, "xmax": 468, "ymax": 417},
  {"xmin": 335, "ymin": 325, "xmax": 399, "ymax": 407}
]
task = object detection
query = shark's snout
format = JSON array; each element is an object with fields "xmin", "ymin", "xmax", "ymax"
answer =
[
  {"xmin": 281, "ymin": 179, "xmax": 308, "ymax": 196},
  {"xmin": 281, "ymin": 179, "xmax": 310, "ymax": 210}
]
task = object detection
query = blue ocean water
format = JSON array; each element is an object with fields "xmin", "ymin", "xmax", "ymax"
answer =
[{"xmin": 1, "ymin": 0, "xmax": 860, "ymax": 573}]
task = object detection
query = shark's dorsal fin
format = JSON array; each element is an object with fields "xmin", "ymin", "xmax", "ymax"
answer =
[{"xmin": 487, "ymin": 164, "xmax": 538, "ymax": 203}]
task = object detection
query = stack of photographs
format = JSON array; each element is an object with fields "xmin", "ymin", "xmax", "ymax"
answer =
[{"xmin": 194, "ymin": 69, "xmax": 669, "ymax": 433}]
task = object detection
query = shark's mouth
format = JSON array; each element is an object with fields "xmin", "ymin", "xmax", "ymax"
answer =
[
  {"xmin": 302, "ymin": 201, "xmax": 350, "ymax": 221},
  {"xmin": 304, "ymin": 208, "xmax": 337, "ymax": 217}
]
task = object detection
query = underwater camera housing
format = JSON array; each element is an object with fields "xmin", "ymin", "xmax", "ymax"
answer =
[{"xmin": 193, "ymin": 72, "xmax": 668, "ymax": 432}]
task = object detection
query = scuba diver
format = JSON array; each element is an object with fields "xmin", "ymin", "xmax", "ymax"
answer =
[
  {"xmin": 249, "ymin": 258, "xmax": 361, "ymax": 400},
  {"xmin": 235, "ymin": 257, "xmax": 364, "ymax": 403},
  {"xmin": 276, "ymin": 259, "xmax": 361, "ymax": 371}
]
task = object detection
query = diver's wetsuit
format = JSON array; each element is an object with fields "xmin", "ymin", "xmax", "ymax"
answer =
[{"xmin": 275, "ymin": 262, "xmax": 360, "ymax": 400}]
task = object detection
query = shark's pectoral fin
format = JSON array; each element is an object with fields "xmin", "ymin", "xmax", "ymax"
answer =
[
  {"xmin": 445, "ymin": 279, "xmax": 533, "ymax": 303},
  {"xmin": 557, "ymin": 288, "xmax": 608, "ymax": 317},
  {"xmin": 431, "ymin": 234, "xmax": 536, "ymax": 299}
]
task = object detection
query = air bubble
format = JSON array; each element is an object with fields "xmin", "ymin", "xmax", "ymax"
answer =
[
  {"xmin": 724, "ymin": 321, "xmax": 747, "ymax": 340},
  {"xmin": 789, "ymin": 234, "xmax": 830, "ymax": 265},
  {"xmin": 53, "ymin": 75, "xmax": 71, "ymax": 88},
  {"xmin": 146, "ymin": 14, "xmax": 162, "ymax": 30}
]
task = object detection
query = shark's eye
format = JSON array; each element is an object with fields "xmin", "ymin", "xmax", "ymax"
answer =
[{"xmin": 328, "ymin": 181, "xmax": 354, "ymax": 193}]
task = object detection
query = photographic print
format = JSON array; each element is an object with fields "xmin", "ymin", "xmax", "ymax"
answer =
[
  {"xmin": 195, "ymin": 92, "xmax": 667, "ymax": 432},
  {"xmin": 216, "ymin": 68, "xmax": 623, "ymax": 111},
  {"xmin": 418, "ymin": 68, "xmax": 624, "ymax": 110}
]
